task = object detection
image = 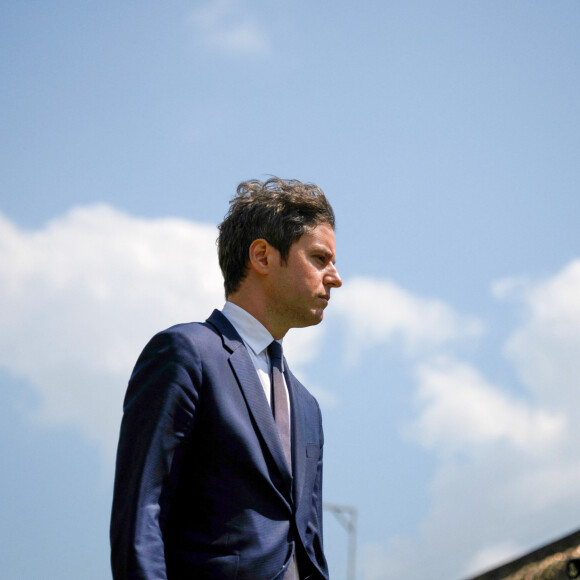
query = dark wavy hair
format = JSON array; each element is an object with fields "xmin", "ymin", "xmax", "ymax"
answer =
[{"xmin": 217, "ymin": 177, "xmax": 335, "ymax": 297}]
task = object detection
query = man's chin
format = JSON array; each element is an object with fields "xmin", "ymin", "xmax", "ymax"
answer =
[
  {"xmin": 306, "ymin": 310, "xmax": 325, "ymax": 327},
  {"xmin": 290, "ymin": 311, "xmax": 324, "ymax": 329}
]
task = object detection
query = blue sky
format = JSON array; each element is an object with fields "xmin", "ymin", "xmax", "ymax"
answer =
[{"xmin": 1, "ymin": 2, "xmax": 579, "ymax": 578}]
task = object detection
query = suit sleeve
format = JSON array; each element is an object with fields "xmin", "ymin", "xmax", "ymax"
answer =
[{"xmin": 110, "ymin": 330, "xmax": 201, "ymax": 580}]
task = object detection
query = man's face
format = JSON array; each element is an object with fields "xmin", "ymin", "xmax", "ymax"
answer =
[{"xmin": 266, "ymin": 222, "xmax": 342, "ymax": 332}]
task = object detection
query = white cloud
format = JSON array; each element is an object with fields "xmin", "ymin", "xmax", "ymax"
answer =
[
  {"xmin": 282, "ymin": 322, "xmax": 339, "ymax": 406},
  {"xmin": 490, "ymin": 275, "xmax": 528, "ymax": 300},
  {"xmin": 191, "ymin": 0, "xmax": 270, "ymax": 55},
  {"xmin": 0, "ymin": 205, "xmax": 224, "ymax": 464},
  {"xmin": 501, "ymin": 260, "xmax": 580, "ymax": 409},
  {"xmin": 356, "ymin": 260, "xmax": 580, "ymax": 580},
  {"xmin": 283, "ymin": 322, "xmax": 325, "ymax": 368},
  {"xmin": 462, "ymin": 541, "xmax": 525, "ymax": 578},
  {"xmin": 362, "ymin": 540, "xmax": 412, "ymax": 580},
  {"xmin": 409, "ymin": 357, "xmax": 565, "ymax": 454},
  {"xmin": 333, "ymin": 276, "xmax": 482, "ymax": 362}
]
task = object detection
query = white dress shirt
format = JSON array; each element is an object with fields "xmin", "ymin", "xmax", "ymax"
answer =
[{"xmin": 221, "ymin": 301, "xmax": 291, "ymax": 416}]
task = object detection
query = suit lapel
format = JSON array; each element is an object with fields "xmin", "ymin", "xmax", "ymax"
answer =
[{"xmin": 206, "ymin": 311, "xmax": 293, "ymax": 494}]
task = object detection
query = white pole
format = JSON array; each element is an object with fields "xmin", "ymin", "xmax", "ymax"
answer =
[{"xmin": 324, "ymin": 502, "xmax": 358, "ymax": 580}]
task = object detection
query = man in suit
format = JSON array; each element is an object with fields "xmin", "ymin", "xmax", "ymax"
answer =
[{"xmin": 110, "ymin": 177, "xmax": 342, "ymax": 579}]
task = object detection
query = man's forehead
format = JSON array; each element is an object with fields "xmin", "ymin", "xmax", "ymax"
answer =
[
  {"xmin": 301, "ymin": 223, "xmax": 334, "ymax": 240},
  {"xmin": 299, "ymin": 224, "xmax": 336, "ymax": 255}
]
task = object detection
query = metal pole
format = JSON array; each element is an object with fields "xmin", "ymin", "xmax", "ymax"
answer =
[{"xmin": 324, "ymin": 502, "xmax": 357, "ymax": 580}]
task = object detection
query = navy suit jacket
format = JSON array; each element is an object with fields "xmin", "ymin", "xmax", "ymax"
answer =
[{"xmin": 110, "ymin": 310, "xmax": 329, "ymax": 580}]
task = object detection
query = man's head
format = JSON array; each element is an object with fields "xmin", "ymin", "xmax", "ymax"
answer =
[
  {"xmin": 218, "ymin": 177, "xmax": 341, "ymax": 338},
  {"xmin": 218, "ymin": 177, "xmax": 336, "ymax": 297}
]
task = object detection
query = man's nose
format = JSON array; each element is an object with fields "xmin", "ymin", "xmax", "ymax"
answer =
[{"xmin": 326, "ymin": 264, "xmax": 342, "ymax": 288}]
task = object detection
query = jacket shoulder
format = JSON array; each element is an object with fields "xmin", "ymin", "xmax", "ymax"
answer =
[
  {"xmin": 138, "ymin": 321, "xmax": 217, "ymax": 356},
  {"xmin": 159, "ymin": 320, "xmax": 219, "ymax": 342}
]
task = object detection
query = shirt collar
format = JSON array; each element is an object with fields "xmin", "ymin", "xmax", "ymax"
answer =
[{"xmin": 221, "ymin": 301, "xmax": 278, "ymax": 357}]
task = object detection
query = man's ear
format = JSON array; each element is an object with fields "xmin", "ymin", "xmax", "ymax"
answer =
[{"xmin": 248, "ymin": 239, "xmax": 274, "ymax": 274}]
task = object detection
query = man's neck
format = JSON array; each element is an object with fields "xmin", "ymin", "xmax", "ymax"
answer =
[{"xmin": 227, "ymin": 294, "xmax": 287, "ymax": 340}]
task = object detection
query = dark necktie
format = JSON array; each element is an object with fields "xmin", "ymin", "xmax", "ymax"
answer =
[
  {"xmin": 268, "ymin": 342, "xmax": 299, "ymax": 579},
  {"xmin": 268, "ymin": 341, "xmax": 292, "ymax": 473}
]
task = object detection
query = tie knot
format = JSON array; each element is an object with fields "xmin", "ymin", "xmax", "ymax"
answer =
[{"xmin": 268, "ymin": 340, "xmax": 283, "ymax": 362}]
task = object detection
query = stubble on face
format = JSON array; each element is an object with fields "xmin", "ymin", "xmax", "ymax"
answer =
[{"xmin": 266, "ymin": 223, "xmax": 341, "ymax": 337}]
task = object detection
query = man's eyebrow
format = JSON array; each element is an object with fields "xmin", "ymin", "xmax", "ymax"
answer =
[{"xmin": 313, "ymin": 245, "xmax": 336, "ymax": 264}]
